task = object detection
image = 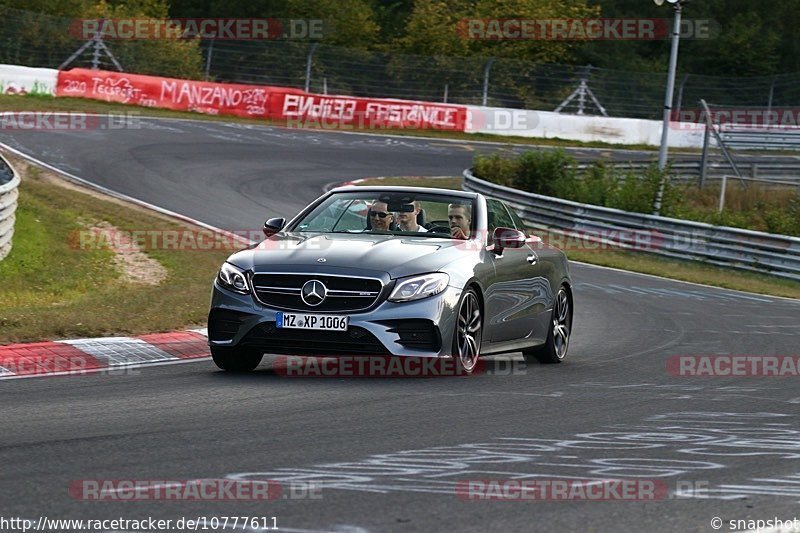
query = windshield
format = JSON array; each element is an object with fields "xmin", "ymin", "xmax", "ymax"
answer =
[{"xmin": 290, "ymin": 191, "xmax": 476, "ymax": 239}]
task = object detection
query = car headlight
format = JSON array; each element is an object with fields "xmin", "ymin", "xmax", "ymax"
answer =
[
  {"xmin": 388, "ymin": 273, "xmax": 449, "ymax": 302},
  {"xmin": 217, "ymin": 262, "xmax": 250, "ymax": 294}
]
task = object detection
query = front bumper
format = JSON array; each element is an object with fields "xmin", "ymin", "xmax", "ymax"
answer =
[{"xmin": 208, "ymin": 279, "xmax": 463, "ymax": 358}]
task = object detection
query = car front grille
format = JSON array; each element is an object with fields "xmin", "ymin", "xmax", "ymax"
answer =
[
  {"xmin": 251, "ymin": 273, "xmax": 383, "ymax": 312},
  {"xmin": 240, "ymin": 322, "xmax": 391, "ymax": 356}
]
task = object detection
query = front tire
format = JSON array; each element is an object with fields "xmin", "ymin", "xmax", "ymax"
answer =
[
  {"xmin": 453, "ymin": 288, "xmax": 482, "ymax": 374},
  {"xmin": 211, "ymin": 346, "xmax": 264, "ymax": 372},
  {"xmin": 523, "ymin": 286, "xmax": 571, "ymax": 364}
]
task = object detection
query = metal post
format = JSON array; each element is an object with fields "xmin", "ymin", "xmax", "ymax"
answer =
[
  {"xmin": 658, "ymin": 3, "xmax": 683, "ymax": 171},
  {"xmin": 675, "ymin": 73, "xmax": 689, "ymax": 119},
  {"xmin": 699, "ymin": 122, "xmax": 711, "ymax": 189},
  {"xmin": 700, "ymin": 99, "xmax": 747, "ymax": 188},
  {"xmin": 59, "ymin": 22, "xmax": 122, "ymax": 72},
  {"xmin": 767, "ymin": 76, "xmax": 777, "ymax": 121},
  {"xmin": 204, "ymin": 40, "xmax": 214, "ymax": 81},
  {"xmin": 443, "ymin": 83, "xmax": 449, "ymax": 104},
  {"xmin": 481, "ymin": 58, "xmax": 495, "ymax": 107},
  {"xmin": 323, "ymin": 78, "xmax": 328, "ymax": 95},
  {"xmin": 304, "ymin": 43, "xmax": 318, "ymax": 93},
  {"xmin": 91, "ymin": 34, "xmax": 102, "ymax": 70},
  {"xmin": 718, "ymin": 175, "xmax": 727, "ymax": 213},
  {"xmin": 653, "ymin": 2, "xmax": 683, "ymax": 215}
]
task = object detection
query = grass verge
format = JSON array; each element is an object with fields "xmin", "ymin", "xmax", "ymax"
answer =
[
  {"xmin": 354, "ymin": 176, "xmax": 800, "ymax": 300},
  {"xmin": 0, "ymin": 153, "xmax": 233, "ymax": 344},
  {"xmin": 0, "ymin": 93, "xmax": 686, "ymax": 152}
]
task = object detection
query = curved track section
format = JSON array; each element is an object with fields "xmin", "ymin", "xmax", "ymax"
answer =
[{"xmin": 1, "ymin": 120, "xmax": 799, "ymax": 532}]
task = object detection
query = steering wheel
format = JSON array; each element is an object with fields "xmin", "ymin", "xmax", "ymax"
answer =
[{"xmin": 426, "ymin": 220, "xmax": 452, "ymax": 235}]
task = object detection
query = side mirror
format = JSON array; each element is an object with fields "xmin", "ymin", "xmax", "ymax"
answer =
[
  {"xmin": 263, "ymin": 217, "xmax": 286, "ymax": 237},
  {"xmin": 491, "ymin": 227, "xmax": 526, "ymax": 254}
]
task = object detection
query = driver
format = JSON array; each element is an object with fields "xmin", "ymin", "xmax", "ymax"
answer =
[
  {"xmin": 369, "ymin": 200, "xmax": 394, "ymax": 231},
  {"xmin": 448, "ymin": 203, "xmax": 471, "ymax": 239},
  {"xmin": 395, "ymin": 201, "xmax": 427, "ymax": 233}
]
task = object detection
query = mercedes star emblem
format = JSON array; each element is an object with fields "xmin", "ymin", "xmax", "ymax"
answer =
[{"xmin": 301, "ymin": 279, "xmax": 327, "ymax": 306}]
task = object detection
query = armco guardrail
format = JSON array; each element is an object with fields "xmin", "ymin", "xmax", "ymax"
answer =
[
  {"xmin": 0, "ymin": 153, "xmax": 20, "ymax": 262},
  {"xmin": 720, "ymin": 125, "xmax": 800, "ymax": 151},
  {"xmin": 578, "ymin": 161, "xmax": 800, "ymax": 185},
  {"xmin": 463, "ymin": 169, "xmax": 800, "ymax": 281}
]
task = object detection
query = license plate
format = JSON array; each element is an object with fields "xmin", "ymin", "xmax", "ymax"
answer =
[{"xmin": 276, "ymin": 312, "xmax": 349, "ymax": 331}]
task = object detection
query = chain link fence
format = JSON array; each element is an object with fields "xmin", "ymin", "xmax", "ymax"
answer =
[{"xmin": 2, "ymin": 7, "xmax": 799, "ymax": 120}]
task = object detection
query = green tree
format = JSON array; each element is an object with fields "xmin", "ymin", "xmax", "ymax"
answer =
[{"xmin": 397, "ymin": 0, "xmax": 598, "ymax": 62}]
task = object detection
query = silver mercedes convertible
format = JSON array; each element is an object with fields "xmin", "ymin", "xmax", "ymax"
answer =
[{"xmin": 207, "ymin": 186, "xmax": 572, "ymax": 373}]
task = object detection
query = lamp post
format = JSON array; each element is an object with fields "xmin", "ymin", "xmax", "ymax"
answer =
[{"xmin": 653, "ymin": 0, "xmax": 687, "ymax": 215}]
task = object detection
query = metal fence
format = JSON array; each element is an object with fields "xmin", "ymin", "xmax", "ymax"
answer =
[
  {"xmin": 0, "ymin": 153, "xmax": 20, "ymax": 262},
  {"xmin": 463, "ymin": 169, "xmax": 800, "ymax": 281},
  {"xmin": 2, "ymin": 7, "xmax": 800, "ymax": 120}
]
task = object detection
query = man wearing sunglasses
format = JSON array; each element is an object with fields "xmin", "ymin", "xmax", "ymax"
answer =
[{"xmin": 369, "ymin": 200, "xmax": 394, "ymax": 231}]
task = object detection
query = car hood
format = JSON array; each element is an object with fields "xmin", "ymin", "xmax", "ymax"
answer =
[{"xmin": 227, "ymin": 232, "xmax": 475, "ymax": 279}]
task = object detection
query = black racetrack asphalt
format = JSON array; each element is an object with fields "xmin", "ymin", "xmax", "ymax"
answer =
[{"xmin": 1, "ymin": 119, "xmax": 799, "ymax": 533}]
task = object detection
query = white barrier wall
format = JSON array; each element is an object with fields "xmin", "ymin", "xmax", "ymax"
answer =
[
  {"xmin": 0, "ymin": 63, "xmax": 703, "ymax": 147},
  {"xmin": 0, "ymin": 64, "xmax": 58, "ymax": 96},
  {"xmin": 466, "ymin": 106, "xmax": 706, "ymax": 148}
]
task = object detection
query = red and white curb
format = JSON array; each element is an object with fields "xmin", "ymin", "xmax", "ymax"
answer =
[{"xmin": 0, "ymin": 329, "xmax": 210, "ymax": 380}]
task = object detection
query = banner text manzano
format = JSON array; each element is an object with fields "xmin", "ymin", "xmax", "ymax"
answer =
[{"xmin": 55, "ymin": 69, "xmax": 469, "ymax": 132}]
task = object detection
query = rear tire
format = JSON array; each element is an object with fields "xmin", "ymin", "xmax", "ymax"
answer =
[
  {"xmin": 522, "ymin": 286, "xmax": 571, "ymax": 364},
  {"xmin": 211, "ymin": 346, "xmax": 264, "ymax": 372}
]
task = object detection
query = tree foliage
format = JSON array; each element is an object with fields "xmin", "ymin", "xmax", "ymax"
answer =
[{"xmin": 2, "ymin": 0, "xmax": 797, "ymax": 77}]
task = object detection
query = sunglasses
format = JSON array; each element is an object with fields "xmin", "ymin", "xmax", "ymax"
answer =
[{"xmin": 369, "ymin": 211, "xmax": 391, "ymax": 219}]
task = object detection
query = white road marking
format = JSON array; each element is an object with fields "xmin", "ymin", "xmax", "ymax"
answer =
[{"xmin": 58, "ymin": 337, "xmax": 177, "ymax": 365}]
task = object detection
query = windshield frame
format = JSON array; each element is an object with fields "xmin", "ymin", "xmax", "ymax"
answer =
[{"xmin": 285, "ymin": 190, "xmax": 479, "ymax": 239}]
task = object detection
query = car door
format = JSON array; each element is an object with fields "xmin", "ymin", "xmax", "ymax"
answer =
[{"xmin": 484, "ymin": 199, "xmax": 548, "ymax": 344}]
